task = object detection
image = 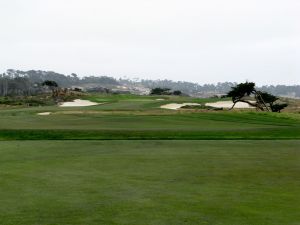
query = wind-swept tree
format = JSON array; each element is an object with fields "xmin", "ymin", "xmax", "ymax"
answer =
[
  {"xmin": 42, "ymin": 80, "xmax": 59, "ymax": 98},
  {"xmin": 227, "ymin": 82, "xmax": 261, "ymax": 109},
  {"xmin": 227, "ymin": 82, "xmax": 288, "ymax": 112}
]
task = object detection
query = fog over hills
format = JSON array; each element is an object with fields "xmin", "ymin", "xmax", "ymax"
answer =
[{"xmin": 1, "ymin": 69, "xmax": 299, "ymax": 98}]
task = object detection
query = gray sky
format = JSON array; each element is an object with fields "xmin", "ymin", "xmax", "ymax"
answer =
[{"xmin": 0, "ymin": 0, "xmax": 299, "ymax": 85}]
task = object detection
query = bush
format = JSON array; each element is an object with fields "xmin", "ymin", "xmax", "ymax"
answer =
[
  {"xmin": 150, "ymin": 88, "xmax": 171, "ymax": 95},
  {"xmin": 173, "ymin": 90, "xmax": 182, "ymax": 96}
]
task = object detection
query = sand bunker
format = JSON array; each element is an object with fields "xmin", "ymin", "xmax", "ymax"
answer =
[
  {"xmin": 37, "ymin": 112, "xmax": 51, "ymax": 115},
  {"xmin": 205, "ymin": 101, "xmax": 255, "ymax": 109},
  {"xmin": 160, "ymin": 103, "xmax": 200, "ymax": 110},
  {"xmin": 60, "ymin": 99, "xmax": 99, "ymax": 107},
  {"xmin": 156, "ymin": 99, "xmax": 165, "ymax": 101}
]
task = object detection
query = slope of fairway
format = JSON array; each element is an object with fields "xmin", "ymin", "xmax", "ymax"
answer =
[
  {"xmin": 0, "ymin": 110, "xmax": 299, "ymax": 140},
  {"xmin": 0, "ymin": 140, "xmax": 299, "ymax": 225}
]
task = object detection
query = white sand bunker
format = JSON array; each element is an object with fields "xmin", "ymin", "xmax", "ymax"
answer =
[
  {"xmin": 156, "ymin": 99, "xmax": 165, "ymax": 101},
  {"xmin": 60, "ymin": 99, "xmax": 99, "ymax": 107},
  {"xmin": 205, "ymin": 101, "xmax": 255, "ymax": 109},
  {"xmin": 37, "ymin": 112, "xmax": 51, "ymax": 115},
  {"xmin": 160, "ymin": 103, "xmax": 200, "ymax": 110}
]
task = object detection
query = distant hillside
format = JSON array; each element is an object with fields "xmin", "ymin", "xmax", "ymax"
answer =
[{"xmin": 0, "ymin": 69, "xmax": 299, "ymax": 98}]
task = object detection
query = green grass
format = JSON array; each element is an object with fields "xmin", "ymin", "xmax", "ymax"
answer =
[
  {"xmin": 1, "ymin": 94, "xmax": 300, "ymax": 224},
  {"xmin": 0, "ymin": 109, "xmax": 299, "ymax": 140},
  {"xmin": 80, "ymin": 94, "xmax": 226, "ymax": 111},
  {"xmin": 1, "ymin": 127, "xmax": 300, "ymax": 140},
  {"xmin": 0, "ymin": 140, "xmax": 299, "ymax": 225}
]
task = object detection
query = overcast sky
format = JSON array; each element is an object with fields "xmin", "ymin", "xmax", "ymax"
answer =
[{"xmin": 0, "ymin": 0, "xmax": 299, "ymax": 85}]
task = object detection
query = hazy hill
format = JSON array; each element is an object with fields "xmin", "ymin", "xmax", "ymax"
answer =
[{"xmin": 1, "ymin": 69, "xmax": 299, "ymax": 98}]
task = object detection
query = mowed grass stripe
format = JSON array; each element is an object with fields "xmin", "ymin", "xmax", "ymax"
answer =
[{"xmin": 1, "ymin": 127, "xmax": 300, "ymax": 140}]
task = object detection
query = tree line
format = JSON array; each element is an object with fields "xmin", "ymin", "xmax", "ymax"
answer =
[
  {"xmin": 0, "ymin": 70, "xmax": 118, "ymax": 96},
  {"xmin": 0, "ymin": 69, "xmax": 299, "ymax": 97}
]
